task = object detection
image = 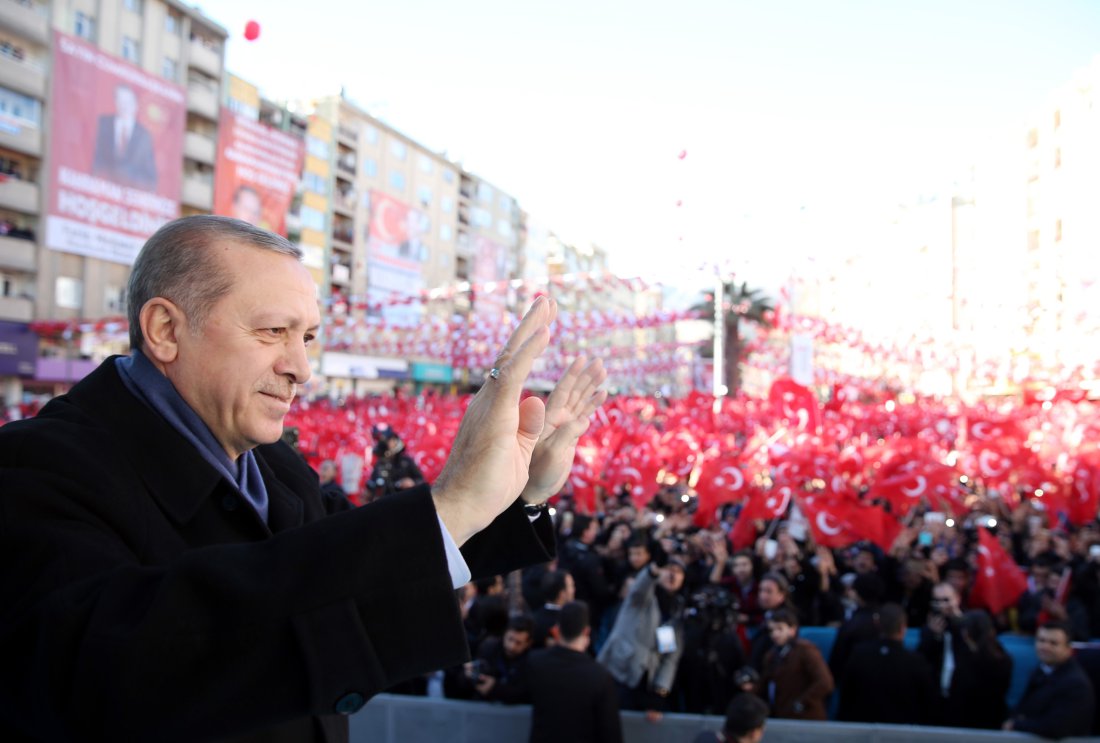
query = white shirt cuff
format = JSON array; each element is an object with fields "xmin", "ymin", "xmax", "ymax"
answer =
[{"xmin": 437, "ymin": 513, "xmax": 472, "ymax": 588}]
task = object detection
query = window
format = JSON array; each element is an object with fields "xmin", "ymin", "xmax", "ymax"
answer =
[
  {"xmin": 306, "ymin": 135, "xmax": 329, "ymax": 159},
  {"xmin": 55, "ymin": 277, "xmax": 83, "ymax": 310},
  {"xmin": 443, "ymin": 169, "xmax": 455, "ymax": 184},
  {"xmin": 123, "ymin": 0, "xmax": 143, "ymax": 14},
  {"xmin": 499, "ymin": 194, "xmax": 513, "ymax": 213},
  {"xmin": 418, "ymin": 155, "xmax": 433, "ymax": 174},
  {"xmin": 363, "ymin": 125, "xmax": 379, "ymax": 145},
  {"xmin": 440, "ymin": 196, "xmax": 453, "ymax": 213},
  {"xmin": 121, "ymin": 37, "xmax": 140, "ymax": 64},
  {"xmin": 477, "ymin": 182, "xmax": 494, "ymax": 204},
  {"xmin": 162, "ymin": 57, "xmax": 178, "ymax": 81},
  {"xmin": 417, "ymin": 185, "xmax": 432, "ymax": 207},
  {"xmin": 390, "ymin": 139, "xmax": 407, "ymax": 160},
  {"xmin": 302, "ymin": 172, "xmax": 328, "ymax": 195},
  {"xmin": 497, "ymin": 219, "xmax": 512, "ymax": 238},
  {"xmin": 104, "ymin": 285, "xmax": 125, "ymax": 313},
  {"xmin": 388, "ymin": 170, "xmax": 405, "ymax": 191},
  {"xmin": 440, "ymin": 224, "xmax": 452, "ymax": 242},
  {"xmin": 362, "ymin": 157, "xmax": 378, "ymax": 178},
  {"xmin": 165, "ymin": 12, "xmax": 181, "ymax": 35},
  {"xmin": 472, "ymin": 207, "xmax": 492, "ymax": 228},
  {"xmin": 0, "ymin": 86, "xmax": 42, "ymax": 126},
  {"xmin": 74, "ymin": 11, "xmax": 96, "ymax": 41},
  {"xmin": 299, "ymin": 206, "xmax": 325, "ymax": 231}
]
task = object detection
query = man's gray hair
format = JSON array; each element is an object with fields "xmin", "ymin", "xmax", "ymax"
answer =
[{"xmin": 127, "ymin": 215, "xmax": 303, "ymax": 349}]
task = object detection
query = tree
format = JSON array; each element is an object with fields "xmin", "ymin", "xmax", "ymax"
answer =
[{"xmin": 692, "ymin": 280, "xmax": 774, "ymax": 396}]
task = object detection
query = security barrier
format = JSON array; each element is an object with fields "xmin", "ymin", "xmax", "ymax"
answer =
[{"xmin": 350, "ymin": 694, "xmax": 1100, "ymax": 742}]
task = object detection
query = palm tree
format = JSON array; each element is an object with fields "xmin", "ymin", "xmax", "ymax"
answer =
[{"xmin": 692, "ymin": 280, "xmax": 774, "ymax": 396}]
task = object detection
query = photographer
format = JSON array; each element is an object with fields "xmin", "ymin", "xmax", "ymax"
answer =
[
  {"xmin": 367, "ymin": 423, "xmax": 425, "ymax": 498},
  {"xmin": 917, "ymin": 582, "xmax": 967, "ymax": 725},
  {"xmin": 598, "ymin": 557, "xmax": 687, "ymax": 722}
]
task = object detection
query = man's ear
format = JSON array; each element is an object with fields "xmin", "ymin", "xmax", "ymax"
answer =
[{"xmin": 140, "ymin": 297, "xmax": 185, "ymax": 364}]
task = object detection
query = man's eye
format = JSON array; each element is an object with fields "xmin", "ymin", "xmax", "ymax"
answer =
[{"xmin": 304, "ymin": 334, "xmax": 316, "ymax": 346}]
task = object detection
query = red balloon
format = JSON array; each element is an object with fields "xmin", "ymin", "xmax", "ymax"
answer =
[
  {"xmin": 678, "ymin": 149, "xmax": 687, "ymax": 160},
  {"xmin": 676, "ymin": 200, "xmax": 683, "ymax": 207},
  {"xmin": 244, "ymin": 20, "xmax": 261, "ymax": 41}
]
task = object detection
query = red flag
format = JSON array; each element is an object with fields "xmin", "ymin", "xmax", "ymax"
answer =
[
  {"xmin": 970, "ymin": 528, "xmax": 1027, "ymax": 615},
  {"xmin": 691, "ymin": 453, "xmax": 752, "ymax": 528},
  {"xmin": 1070, "ymin": 463, "xmax": 1100, "ymax": 527},
  {"xmin": 801, "ymin": 495, "xmax": 901, "ymax": 551}
]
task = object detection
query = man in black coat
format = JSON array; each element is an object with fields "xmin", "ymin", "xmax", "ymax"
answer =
[
  {"xmin": 527, "ymin": 601, "xmax": 622, "ymax": 743},
  {"xmin": 0, "ymin": 216, "xmax": 609, "ymax": 742},
  {"xmin": 828, "ymin": 572, "xmax": 884, "ymax": 681},
  {"xmin": 838, "ymin": 603, "xmax": 936, "ymax": 724},
  {"xmin": 559, "ymin": 513, "xmax": 615, "ymax": 629},
  {"xmin": 1004, "ymin": 620, "xmax": 1095, "ymax": 738}
]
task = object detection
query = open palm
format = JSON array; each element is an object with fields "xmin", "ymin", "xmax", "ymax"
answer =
[{"xmin": 522, "ymin": 357, "xmax": 608, "ymax": 504}]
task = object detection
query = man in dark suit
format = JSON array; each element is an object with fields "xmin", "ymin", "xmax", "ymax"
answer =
[
  {"xmin": 528, "ymin": 601, "xmax": 622, "ymax": 743},
  {"xmin": 838, "ymin": 603, "xmax": 937, "ymax": 724},
  {"xmin": 0, "ymin": 216, "xmax": 609, "ymax": 741},
  {"xmin": 1004, "ymin": 620, "xmax": 1095, "ymax": 738},
  {"xmin": 92, "ymin": 83, "xmax": 158, "ymax": 189}
]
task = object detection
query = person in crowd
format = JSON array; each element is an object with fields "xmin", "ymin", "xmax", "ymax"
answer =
[
  {"xmin": 464, "ymin": 574, "xmax": 509, "ymax": 650},
  {"xmin": 1019, "ymin": 558, "xmax": 1091, "ymax": 641},
  {"xmin": 828, "ymin": 572, "xmax": 884, "ymax": 681},
  {"xmin": 838, "ymin": 603, "xmax": 936, "ymax": 725},
  {"xmin": 692, "ymin": 693, "xmax": 769, "ymax": 743},
  {"xmin": 946, "ymin": 610, "xmax": 1013, "ymax": 729},
  {"xmin": 528, "ymin": 601, "xmax": 622, "ymax": 743},
  {"xmin": 317, "ymin": 459, "xmax": 348, "ymax": 508},
  {"xmin": 759, "ymin": 607, "xmax": 834, "ymax": 720},
  {"xmin": 917, "ymin": 580, "xmax": 966, "ymax": 723},
  {"xmin": 367, "ymin": 423, "xmax": 425, "ymax": 498},
  {"xmin": 0, "ymin": 215, "xmax": 609, "ymax": 740},
  {"xmin": 882, "ymin": 531, "xmax": 934, "ymax": 628},
  {"xmin": 598, "ymin": 557, "xmax": 686, "ymax": 721},
  {"xmin": 1004, "ymin": 620, "xmax": 1096, "ymax": 738},
  {"xmin": 851, "ymin": 545, "xmax": 879, "ymax": 576},
  {"xmin": 725, "ymin": 550, "xmax": 763, "ymax": 628},
  {"xmin": 749, "ymin": 571, "xmax": 794, "ymax": 669},
  {"xmin": 560, "ymin": 513, "xmax": 615, "ymax": 631},
  {"xmin": 469, "ymin": 614, "xmax": 536, "ymax": 704},
  {"xmin": 533, "ymin": 569, "xmax": 574, "ymax": 648},
  {"xmin": 941, "ymin": 558, "xmax": 971, "ymax": 609}
]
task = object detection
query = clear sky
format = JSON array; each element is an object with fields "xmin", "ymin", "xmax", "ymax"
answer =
[{"xmin": 204, "ymin": 0, "xmax": 1100, "ymax": 302}]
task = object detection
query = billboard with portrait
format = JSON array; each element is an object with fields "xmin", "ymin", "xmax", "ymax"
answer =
[
  {"xmin": 365, "ymin": 189, "xmax": 427, "ymax": 326},
  {"xmin": 44, "ymin": 31, "xmax": 185, "ymax": 265},
  {"xmin": 473, "ymin": 235, "xmax": 509, "ymax": 322},
  {"xmin": 213, "ymin": 107, "xmax": 304, "ymax": 236}
]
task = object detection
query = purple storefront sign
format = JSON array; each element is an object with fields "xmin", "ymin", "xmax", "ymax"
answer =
[
  {"xmin": 0, "ymin": 321, "xmax": 38, "ymax": 377},
  {"xmin": 35, "ymin": 357, "xmax": 98, "ymax": 383}
]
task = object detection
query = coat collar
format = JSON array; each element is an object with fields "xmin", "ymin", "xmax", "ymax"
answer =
[{"xmin": 66, "ymin": 358, "xmax": 304, "ymax": 533}]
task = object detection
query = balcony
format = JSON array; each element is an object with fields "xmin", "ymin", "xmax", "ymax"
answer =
[
  {"xmin": 0, "ymin": 294, "xmax": 32, "ymax": 322},
  {"xmin": 0, "ymin": 121, "xmax": 40, "ymax": 157},
  {"xmin": 188, "ymin": 38, "xmax": 222, "ymax": 78},
  {"xmin": 183, "ymin": 130, "xmax": 216, "ymax": 165},
  {"xmin": 0, "ymin": 177, "xmax": 38, "ymax": 214},
  {"xmin": 0, "ymin": 234, "xmax": 34, "ymax": 271},
  {"xmin": 333, "ymin": 192, "xmax": 356, "ymax": 216},
  {"xmin": 337, "ymin": 125, "xmax": 358, "ymax": 146},
  {"xmin": 332, "ymin": 227, "xmax": 354, "ymax": 247},
  {"xmin": 181, "ymin": 173, "xmax": 213, "ymax": 210},
  {"xmin": 0, "ymin": 1, "xmax": 49, "ymax": 45},
  {"xmin": 186, "ymin": 81, "xmax": 219, "ymax": 120},
  {"xmin": 0, "ymin": 52, "xmax": 44, "ymax": 99}
]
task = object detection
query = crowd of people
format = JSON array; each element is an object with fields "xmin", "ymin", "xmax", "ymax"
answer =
[{"xmin": 362, "ymin": 453, "xmax": 1100, "ymax": 740}]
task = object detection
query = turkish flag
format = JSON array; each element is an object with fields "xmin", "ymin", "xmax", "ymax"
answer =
[
  {"xmin": 692, "ymin": 453, "xmax": 752, "ymax": 527},
  {"xmin": 801, "ymin": 495, "xmax": 901, "ymax": 550},
  {"xmin": 1070, "ymin": 462, "xmax": 1100, "ymax": 527},
  {"xmin": 768, "ymin": 376, "xmax": 821, "ymax": 434},
  {"xmin": 970, "ymin": 528, "xmax": 1028, "ymax": 615}
]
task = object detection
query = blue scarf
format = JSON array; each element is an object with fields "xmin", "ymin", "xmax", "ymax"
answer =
[{"xmin": 116, "ymin": 351, "xmax": 269, "ymax": 523}]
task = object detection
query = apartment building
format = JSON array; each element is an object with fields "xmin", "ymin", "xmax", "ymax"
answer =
[
  {"xmin": 308, "ymin": 94, "xmax": 530, "ymax": 393},
  {"xmin": 1023, "ymin": 55, "xmax": 1100, "ymax": 382},
  {"xmin": 0, "ymin": 0, "xmax": 226, "ymax": 405}
]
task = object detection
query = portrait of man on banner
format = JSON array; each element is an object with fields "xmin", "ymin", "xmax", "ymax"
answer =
[{"xmin": 92, "ymin": 83, "xmax": 158, "ymax": 190}]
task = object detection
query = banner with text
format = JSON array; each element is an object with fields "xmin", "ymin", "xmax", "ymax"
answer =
[
  {"xmin": 213, "ymin": 107, "xmax": 304, "ymax": 236},
  {"xmin": 45, "ymin": 31, "xmax": 185, "ymax": 265},
  {"xmin": 366, "ymin": 190, "xmax": 428, "ymax": 327}
]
